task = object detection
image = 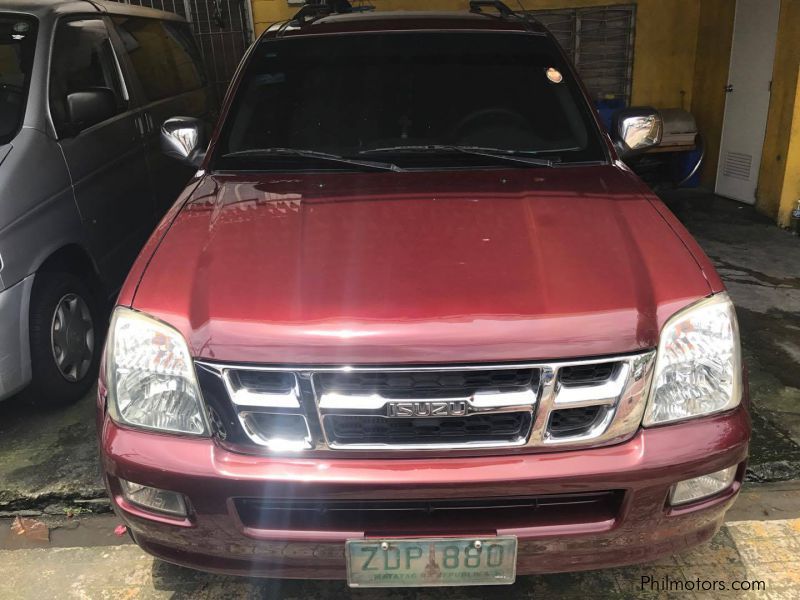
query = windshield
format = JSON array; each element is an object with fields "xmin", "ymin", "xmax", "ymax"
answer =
[
  {"xmin": 215, "ymin": 31, "xmax": 606, "ymax": 171},
  {"xmin": 0, "ymin": 14, "xmax": 36, "ymax": 145}
]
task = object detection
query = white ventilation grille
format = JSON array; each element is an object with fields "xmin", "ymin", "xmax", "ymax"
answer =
[{"xmin": 723, "ymin": 151, "xmax": 753, "ymax": 180}]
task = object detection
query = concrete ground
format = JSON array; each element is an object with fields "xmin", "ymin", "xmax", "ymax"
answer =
[{"xmin": 2, "ymin": 482, "xmax": 800, "ymax": 599}]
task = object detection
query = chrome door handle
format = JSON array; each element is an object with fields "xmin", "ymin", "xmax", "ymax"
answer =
[
  {"xmin": 135, "ymin": 112, "xmax": 155, "ymax": 137},
  {"xmin": 134, "ymin": 114, "xmax": 145, "ymax": 138}
]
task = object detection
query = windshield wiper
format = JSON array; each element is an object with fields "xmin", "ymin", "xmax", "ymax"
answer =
[
  {"xmin": 360, "ymin": 145, "xmax": 562, "ymax": 167},
  {"xmin": 222, "ymin": 148, "xmax": 404, "ymax": 172}
]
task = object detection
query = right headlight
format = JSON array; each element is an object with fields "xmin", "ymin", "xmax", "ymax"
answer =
[
  {"xmin": 644, "ymin": 293, "xmax": 741, "ymax": 426},
  {"xmin": 105, "ymin": 307, "xmax": 208, "ymax": 436}
]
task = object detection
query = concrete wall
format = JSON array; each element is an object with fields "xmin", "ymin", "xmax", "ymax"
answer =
[{"xmin": 757, "ymin": 0, "xmax": 800, "ymax": 226}]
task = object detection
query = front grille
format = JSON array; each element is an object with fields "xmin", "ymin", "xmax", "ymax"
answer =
[
  {"xmin": 231, "ymin": 370, "xmax": 295, "ymax": 393},
  {"xmin": 548, "ymin": 406, "xmax": 603, "ymax": 437},
  {"xmin": 316, "ymin": 368, "xmax": 537, "ymax": 399},
  {"xmin": 559, "ymin": 362, "xmax": 619, "ymax": 386},
  {"xmin": 196, "ymin": 352, "xmax": 655, "ymax": 452},
  {"xmin": 326, "ymin": 413, "xmax": 531, "ymax": 445},
  {"xmin": 235, "ymin": 491, "xmax": 624, "ymax": 533}
]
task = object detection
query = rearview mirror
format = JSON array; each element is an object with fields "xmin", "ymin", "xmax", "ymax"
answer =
[
  {"xmin": 160, "ymin": 116, "xmax": 208, "ymax": 168},
  {"xmin": 611, "ymin": 107, "xmax": 663, "ymax": 160},
  {"xmin": 66, "ymin": 87, "xmax": 116, "ymax": 133}
]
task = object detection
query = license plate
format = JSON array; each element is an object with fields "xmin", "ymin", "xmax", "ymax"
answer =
[{"xmin": 346, "ymin": 536, "xmax": 517, "ymax": 588}]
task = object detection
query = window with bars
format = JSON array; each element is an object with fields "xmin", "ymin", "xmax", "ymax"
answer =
[
  {"xmin": 108, "ymin": 0, "xmax": 253, "ymax": 101},
  {"xmin": 525, "ymin": 5, "xmax": 636, "ymax": 103}
]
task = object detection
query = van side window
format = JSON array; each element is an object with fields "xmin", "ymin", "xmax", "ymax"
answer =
[
  {"xmin": 113, "ymin": 17, "xmax": 206, "ymax": 103},
  {"xmin": 49, "ymin": 18, "xmax": 127, "ymax": 137}
]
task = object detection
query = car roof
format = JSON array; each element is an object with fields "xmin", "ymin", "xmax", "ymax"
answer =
[
  {"xmin": 265, "ymin": 10, "xmax": 548, "ymax": 39},
  {"xmin": 0, "ymin": 0, "xmax": 185, "ymax": 22}
]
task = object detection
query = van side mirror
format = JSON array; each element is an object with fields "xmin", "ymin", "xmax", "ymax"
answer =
[
  {"xmin": 611, "ymin": 107, "xmax": 663, "ymax": 160},
  {"xmin": 161, "ymin": 116, "xmax": 207, "ymax": 168},
  {"xmin": 65, "ymin": 87, "xmax": 117, "ymax": 133}
]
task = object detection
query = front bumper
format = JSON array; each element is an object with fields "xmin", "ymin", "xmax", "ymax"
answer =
[
  {"xmin": 100, "ymin": 406, "xmax": 749, "ymax": 579},
  {"xmin": 0, "ymin": 275, "xmax": 34, "ymax": 400}
]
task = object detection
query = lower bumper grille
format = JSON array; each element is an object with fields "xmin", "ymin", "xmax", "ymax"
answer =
[
  {"xmin": 235, "ymin": 491, "xmax": 624, "ymax": 534},
  {"xmin": 315, "ymin": 368, "xmax": 538, "ymax": 399},
  {"xmin": 325, "ymin": 413, "xmax": 531, "ymax": 446}
]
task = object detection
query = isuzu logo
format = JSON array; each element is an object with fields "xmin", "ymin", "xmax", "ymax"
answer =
[{"xmin": 386, "ymin": 401, "xmax": 467, "ymax": 417}]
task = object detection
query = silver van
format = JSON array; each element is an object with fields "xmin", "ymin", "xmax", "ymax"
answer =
[{"xmin": 0, "ymin": 1, "xmax": 214, "ymax": 404}]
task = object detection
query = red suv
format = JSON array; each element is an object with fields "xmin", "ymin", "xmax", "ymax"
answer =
[{"xmin": 98, "ymin": 2, "xmax": 749, "ymax": 588}]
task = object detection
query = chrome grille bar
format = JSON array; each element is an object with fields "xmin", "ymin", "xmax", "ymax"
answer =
[{"xmin": 196, "ymin": 351, "xmax": 655, "ymax": 452}]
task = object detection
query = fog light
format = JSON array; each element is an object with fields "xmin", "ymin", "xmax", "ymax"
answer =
[
  {"xmin": 120, "ymin": 479, "xmax": 187, "ymax": 516},
  {"xmin": 670, "ymin": 466, "xmax": 737, "ymax": 506}
]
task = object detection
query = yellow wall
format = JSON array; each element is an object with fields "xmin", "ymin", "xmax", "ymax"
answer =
[
  {"xmin": 689, "ymin": 0, "xmax": 735, "ymax": 188},
  {"xmin": 776, "ymin": 68, "xmax": 800, "ymax": 225},
  {"xmin": 757, "ymin": 0, "xmax": 800, "ymax": 225},
  {"xmin": 252, "ymin": 0, "xmax": 702, "ymax": 110}
]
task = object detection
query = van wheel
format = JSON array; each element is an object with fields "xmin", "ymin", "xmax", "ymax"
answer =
[{"xmin": 27, "ymin": 271, "xmax": 101, "ymax": 407}]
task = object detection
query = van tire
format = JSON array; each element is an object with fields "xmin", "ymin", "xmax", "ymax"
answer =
[{"xmin": 26, "ymin": 271, "xmax": 102, "ymax": 407}]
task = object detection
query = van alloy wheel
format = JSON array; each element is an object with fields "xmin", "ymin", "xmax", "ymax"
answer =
[{"xmin": 50, "ymin": 293, "xmax": 95, "ymax": 382}]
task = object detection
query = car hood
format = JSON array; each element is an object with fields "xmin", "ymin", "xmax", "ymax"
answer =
[{"xmin": 132, "ymin": 166, "xmax": 714, "ymax": 364}]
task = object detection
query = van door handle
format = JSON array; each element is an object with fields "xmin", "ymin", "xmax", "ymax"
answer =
[
  {"xmin": 133, "ymin": 115, "xmax": 143, "ymax": 139},
  {"xmin": 134, "ymin": 113, "xmax": 155, "ymax": 138}
]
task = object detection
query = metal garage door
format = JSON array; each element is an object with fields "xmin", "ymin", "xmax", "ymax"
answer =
[
  {"xmin": 525, "ymin": 5, "xmax": 636, "ymax": 103},
  {"xmin": 110, "ymin": 0, "xmax": 254, "ymax": 101}
]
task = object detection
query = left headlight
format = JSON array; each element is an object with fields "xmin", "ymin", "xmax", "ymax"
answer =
[
  {"xmin": 105, "ymin": 307, "xmax": 208, "ymax": 435},
  {"xmin": 644, "ymin": 293, "xmax": 741, "ymax": 426}
]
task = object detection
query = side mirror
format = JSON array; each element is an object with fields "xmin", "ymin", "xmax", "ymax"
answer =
[
  {"xmin": 160, "ymin": 116, "xmax": 207, "ymax": 168},
  {"xmin": 611, "ymin": 107, "xmax": 663, "ymax": 160},
  {"xmin": 66, "ymin": 87, "xmax": 116, "ymax": 133}
]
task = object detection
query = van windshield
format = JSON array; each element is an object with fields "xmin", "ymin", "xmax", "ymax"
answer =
[
  {"xmin": 216, "ymin": 31, "xmax": 606, "ymax": 171},
  {"xmin": 0, "ymin": 15, "xmax": 36, "ymax": 145}
]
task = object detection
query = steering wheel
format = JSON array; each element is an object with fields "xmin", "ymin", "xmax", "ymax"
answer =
[{"xmin": 451, "ymin": 107, "xmax": 531, "ymax": 142}]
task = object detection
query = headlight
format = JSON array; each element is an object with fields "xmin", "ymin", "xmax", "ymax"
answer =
[
  {"xmin": 644, "ymin": 293, "xmax": 741, "ymax": 426},
  {"xmin": 105, "ymin": 307, "xmax": 208, "ymax": 435}
]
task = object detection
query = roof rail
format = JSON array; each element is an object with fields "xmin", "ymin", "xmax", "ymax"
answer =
[
  {"xmin": 468, "ymin": 1, "xmax": 515, "ymax": 18},
  {"xmin": 282, "ymin": 1, "xmax": 539, "ymax": 34},
  {"xmin": 291, "ymin": 0, "xmax": 354, "ymax": 26},
  {"xmin": 469, "ymin": 1, "xmax": 543, "ymax": 32}
]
